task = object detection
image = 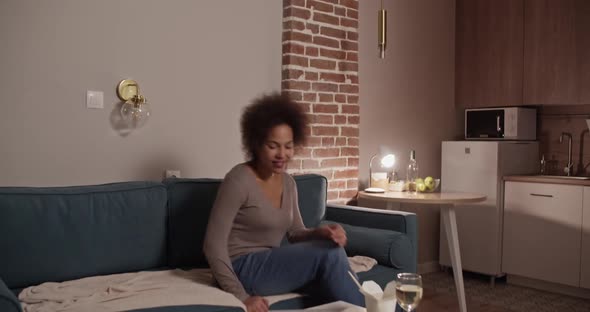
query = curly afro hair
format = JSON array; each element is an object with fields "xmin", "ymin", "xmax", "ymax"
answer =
[{"xmin": 240, "ymin": 93, "xmax": 308, "ymax": 161}]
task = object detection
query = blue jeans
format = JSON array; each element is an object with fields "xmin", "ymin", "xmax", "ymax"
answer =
[{"xmin": 231, "ymin": 240, "xmax": 365, "ymax": 307}]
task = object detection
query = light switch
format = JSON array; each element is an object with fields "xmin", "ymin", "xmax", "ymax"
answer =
[{"xmin": 86, "ymin": 90, "xmax": 104, "ymax": 109}]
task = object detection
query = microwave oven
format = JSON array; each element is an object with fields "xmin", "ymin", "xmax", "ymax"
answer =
[{"xmin": 465, "ymin": 107, "xmax": 536, "ymax": 140}]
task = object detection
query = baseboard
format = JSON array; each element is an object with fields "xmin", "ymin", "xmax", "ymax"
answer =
[
  {"xmin": 418, "ymin": 261, "xmax": 440, "ymax": 274},
  {"xmin": 507, "ymin": 274, "xmax": 590, "ymax": 299}
]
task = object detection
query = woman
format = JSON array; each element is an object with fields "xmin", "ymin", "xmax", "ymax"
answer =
[{"xmin": 203, "ymin": 93, "xmax": 364, "ymax": 312}]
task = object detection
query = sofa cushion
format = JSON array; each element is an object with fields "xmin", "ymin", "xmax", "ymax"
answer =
[
  {"xmin": 0, "ymin": 278, "xmax": 21, "ymax": 312},
  {"xmin": 164, "ymin": 174, "xmax": 327, "ymax": 268},
  {"xmin": 0, "ymin": 182, "xmax": 167, "ymax": 289},
  {"xmin": 292, "ymin": 174, "xmax": 326, "ymax": 228},
  {"xmin": 125, "ymin": 305, "xmax": 243, "ymax": 312},
  {"xmin": 164, "ymin": 178, "xmax": 222, "ymax": 268},
  {"xmin": 358, "ymin": 264, "xmax": 401, "ymax": 289},
  {"xmin": 269, "ymin": 265, "xmax": 400, "ymax": 311},
  {"xmin": 268, "ymin": 296, "xmax": 326, "ymax": 310}
]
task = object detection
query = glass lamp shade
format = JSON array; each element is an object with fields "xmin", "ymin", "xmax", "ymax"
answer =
[
  {"xmin": 121, "ymin": 100, "xmax": 151, "ymax": 128},
  {"xmin": 369, "ymin": 153, "xmax": 396, "ymax": 190}
]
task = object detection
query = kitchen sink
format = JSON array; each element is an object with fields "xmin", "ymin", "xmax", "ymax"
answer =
[{"xmin": 535, "ymin": 175, "xmax": 590, "ymax": 180}]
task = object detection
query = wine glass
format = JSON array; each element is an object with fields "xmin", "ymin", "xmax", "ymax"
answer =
[{"xmin": 395, "ymin": 273, "xmax": 423, "ymax": 312}]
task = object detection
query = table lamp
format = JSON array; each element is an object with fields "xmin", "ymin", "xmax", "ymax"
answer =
[{"xmin": 366, "ymin": 153, "xmax": 396, "ymax": 193}]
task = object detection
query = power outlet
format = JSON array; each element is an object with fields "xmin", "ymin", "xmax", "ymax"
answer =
[{"xmin": 165, "ymin": 170, "xmax": 181, "ymax": 178}]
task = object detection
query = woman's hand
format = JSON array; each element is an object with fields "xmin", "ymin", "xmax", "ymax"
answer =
[
  {"xmin": 317, "ymin": 223, "xmax": 347, "ymax": 247},
  {"xmin": 244, "ymin": 296, "xmax": 269, "ymax": 312}
]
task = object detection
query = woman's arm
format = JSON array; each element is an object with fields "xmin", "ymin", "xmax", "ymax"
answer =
[
  {"xmin": 285, "ymin": 178, "xmax": 347, "ymax": 246},
  {"xmin": 203, "ymin": 177, "xmax": 250, "ymax": 301},
  {"xmin": 288, "ymin": 224, "xmax": 348, "ymax": 246}
]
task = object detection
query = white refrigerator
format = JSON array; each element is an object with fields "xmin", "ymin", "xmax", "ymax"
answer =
[{"xmin": 439, "ymin": 141, "xmax": 539, "ymax": 278}]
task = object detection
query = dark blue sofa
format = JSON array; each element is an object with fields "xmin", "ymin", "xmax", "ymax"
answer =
[{"xmin": 0, "ymin": 174, "xmax": 417, "ymax": 312}]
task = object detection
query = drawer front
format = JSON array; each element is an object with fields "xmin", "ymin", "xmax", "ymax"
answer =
[{"xmin": 503, "ymin": 181, "xmax": 583, "ymax": 287}]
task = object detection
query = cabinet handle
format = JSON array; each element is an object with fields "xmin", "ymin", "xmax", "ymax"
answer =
[{"xmin": 530, "ymin": 193, "xmax": 553, "ymax": 198}]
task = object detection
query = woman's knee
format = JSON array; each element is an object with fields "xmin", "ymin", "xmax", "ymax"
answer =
[
  {"xmin": 297, "ymin": 240, "xmax": 349, "ymax": 269},
  {"xmin": 326, "ymin": 246, "xmax": 348, "ymax": 264},
  {"xmin": 312, "ymin": 243, "xmax": 348, "ymax": 268}
]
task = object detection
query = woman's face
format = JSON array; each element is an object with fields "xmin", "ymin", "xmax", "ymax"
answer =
[{"xmin": 256, "ymin": 123, "xmax": 294, "ymax": 175}]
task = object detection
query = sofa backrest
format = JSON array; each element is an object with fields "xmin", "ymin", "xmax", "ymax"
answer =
[
  {"xmin": 0, "ymin": 182, "xmax": 168, "ymax": 289},
  {"xmin": 291, "ymin": 174, "xmax": 327, "ymax": 228},
  {"xmin": 164, "ymin": 178, "xmax": 221, "ymax": 269},
  {"xmin": 164, "ymin": 174, "xmax": 327, "ymax": 268}
]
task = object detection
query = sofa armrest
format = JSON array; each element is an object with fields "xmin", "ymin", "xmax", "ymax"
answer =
[
  {"xmin": 0, "ymin": 278, "xmax": 22, "ymax": 312},
  {"xmin": 325, "ymin": 204, "xmax": 417, "ymax": 271},
  {"xmin": 326, "ymin": 204, "xmax": 417, "ymax": 240},
  {"xmin": 320, "ymin": 220, "xmax": 416, "ymax": 272}
]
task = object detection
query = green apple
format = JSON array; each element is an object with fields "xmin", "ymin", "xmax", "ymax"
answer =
[
  {"xmin": 424, "ymin": 176, "xmax": 435, "ymax": 190},
  {"xmin": 415, "ymin": 178, "xmax": 424, "ymax": 185},
  {"xmin": 417, "ymin": 182, "xmax": 427, "ymax": 192}
]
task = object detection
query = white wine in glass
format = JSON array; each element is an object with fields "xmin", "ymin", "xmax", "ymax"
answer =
[{"xmin": 395, "ymin": 273, "xmax": 423, "ymax": 312}]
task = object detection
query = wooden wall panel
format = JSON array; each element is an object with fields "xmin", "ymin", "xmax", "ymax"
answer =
[
  {"xmin": 523, "ymin": 0, "xmax": 577, "ymax": 105},
  {"xmin": 456, "ymin": 0, "xmax": 524, "ymax": 108}
]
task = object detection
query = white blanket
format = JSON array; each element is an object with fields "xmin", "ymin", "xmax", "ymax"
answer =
[{"xmin": 19, "ymin": 256, "xmax": 376, "ymax": 312}]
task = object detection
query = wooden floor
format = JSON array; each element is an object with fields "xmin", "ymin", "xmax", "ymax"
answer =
[
  {"xmin": 418, "ymin": 287, "xmax": 511, "ymax": 312},
  {"xmin": 418, "ymin": 271, "xmax": 590, "ymax": 312}
]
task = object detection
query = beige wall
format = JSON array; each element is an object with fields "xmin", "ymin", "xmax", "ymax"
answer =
[
  {"xmin": 358, "ymin": 0, "xmax": 459, "ymax": 269},
  {"xmin": 0, "ymin": 0, "xmax": 281, "ymax": 186},
  {"xmin": 1, "ymin": 0, "xmax": 457, "ymax": 267}
]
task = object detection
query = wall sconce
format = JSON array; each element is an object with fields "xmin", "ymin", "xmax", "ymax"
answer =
[
  {"xmin": 117, "ymin": 79, "xmax": 151, "ymax": 128},
  {"xmin": 378, "ymin": 0, "xmax": 387, "ymax": 58},
  {"xmin": 367, "ymin": 153, "xmax": 395, "ymax": 192}
]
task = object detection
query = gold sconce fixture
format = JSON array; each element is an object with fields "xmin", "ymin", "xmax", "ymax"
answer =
[
  {"xmin": 378, "ymin": 0, "xmax": 387, "ymax": 58},
  {"xmin": 117, "ymin": 79, "xmax": 150, "ymax": 128}
]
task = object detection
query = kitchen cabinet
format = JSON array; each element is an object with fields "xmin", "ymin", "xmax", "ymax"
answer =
[
  {"xmin": 577, "ymin": 1, "xmax": 590, "ymax": 104},
  {"xmin": 523, "ymin": 0, "xmax": 577, "ymax": 105},
  {"xmin": 582, "ymin": 187, "xmax": 590, "ymax": 288},
  {"xmin": 455, "ymin": 0, "xmax": 524, "ymax": 108},
  {"xmin": 503, "ymin": 181, "xmax": 583, "ymax": 287},
  {"xmin": 456, "ymin": 0, "xmax": 590, "ymax": 107}
]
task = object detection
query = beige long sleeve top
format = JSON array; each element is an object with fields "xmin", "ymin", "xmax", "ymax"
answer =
[{"xmin": 203, "ymin": 164, "xmax": 307, "ymax": 301}]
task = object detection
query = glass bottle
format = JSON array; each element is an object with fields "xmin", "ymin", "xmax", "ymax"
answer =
[{"xmin": 407, "ymin": 150, "xmax": 419, "ymax": 192}]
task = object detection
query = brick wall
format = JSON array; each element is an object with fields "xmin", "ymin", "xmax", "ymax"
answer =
[{"xmin": 282, "ymin": 0, "xmax": 359, "ymax": 204}]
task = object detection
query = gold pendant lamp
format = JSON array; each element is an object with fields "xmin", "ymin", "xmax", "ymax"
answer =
[{"xmin": 378, "ymin": 0, "xmax": 387, "ymax": 58}]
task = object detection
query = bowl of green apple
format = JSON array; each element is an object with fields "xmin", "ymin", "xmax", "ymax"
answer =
[{"xmin": 416, "ymin": 176, "xmax": 440, "ymax": 193}]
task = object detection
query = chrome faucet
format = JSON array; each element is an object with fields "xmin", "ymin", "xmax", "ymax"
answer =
[{"xmin": 560, "ymin": 132, "xmax": 573, "ymax": 176}]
